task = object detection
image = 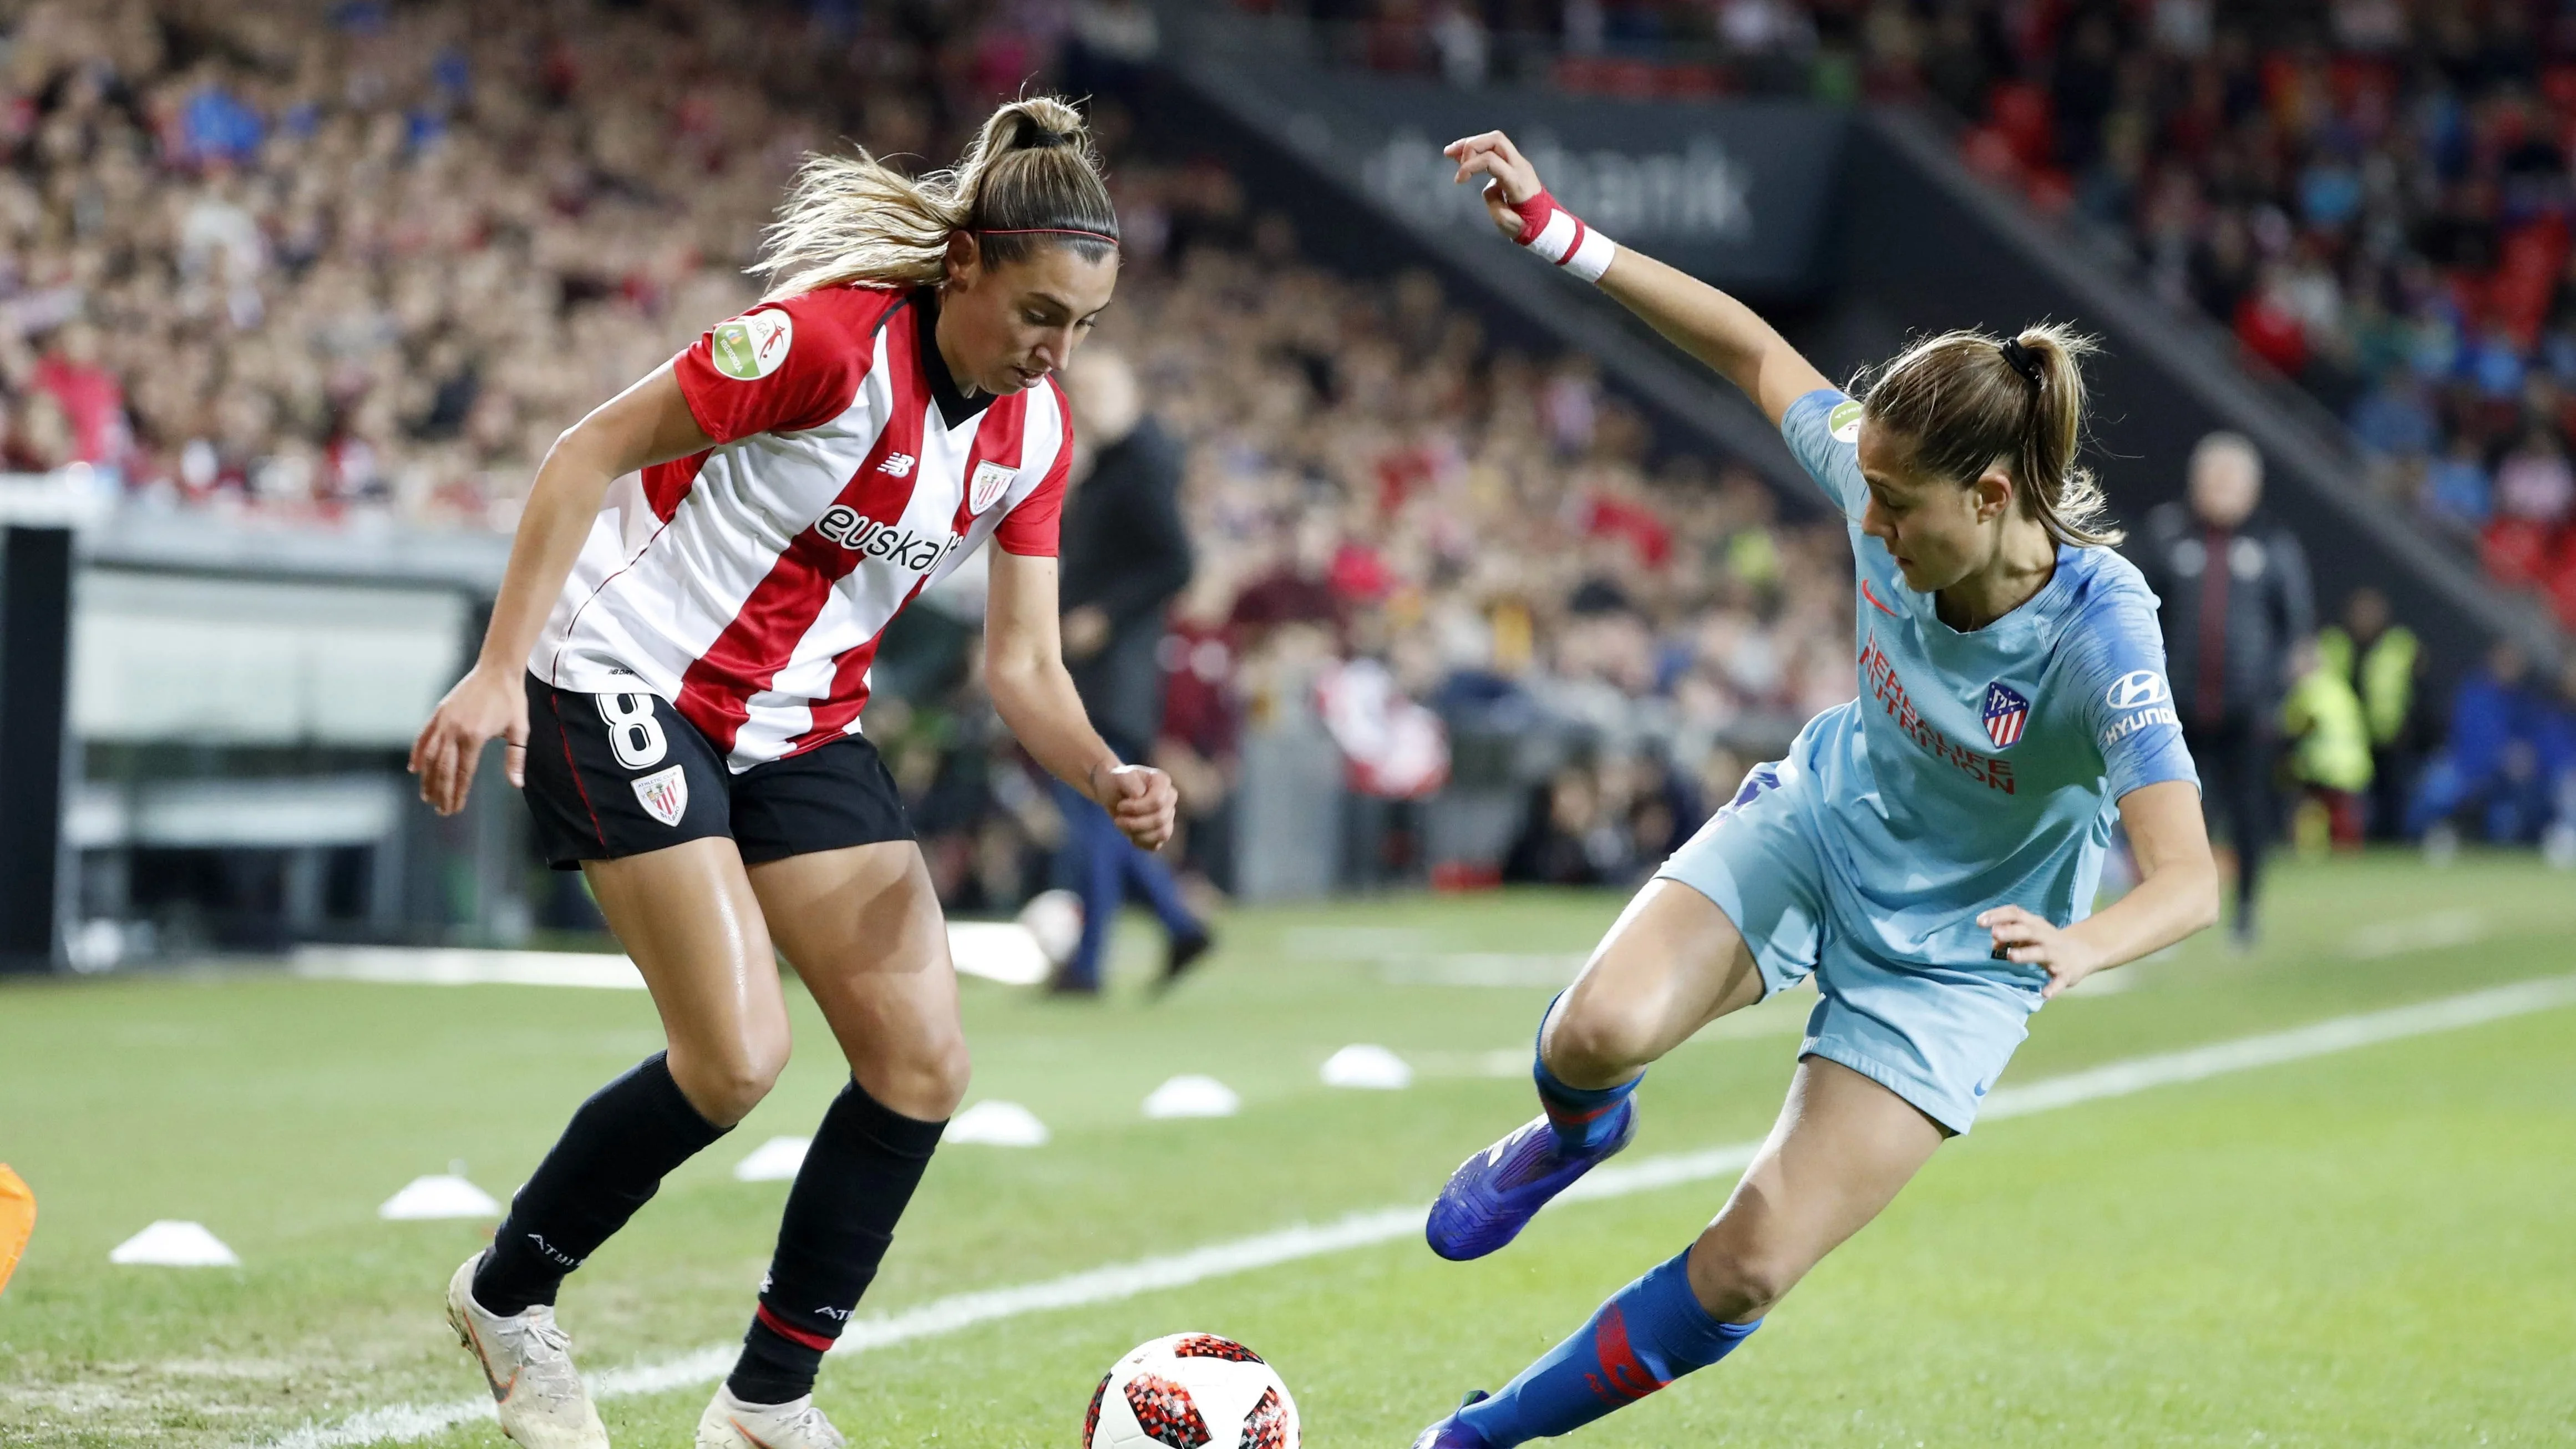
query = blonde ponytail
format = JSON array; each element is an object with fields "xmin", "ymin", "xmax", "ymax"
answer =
[
  {"xmin": 753, "ymin": 95, "xmax": 1119, "ymax": 301},
  {"xmin": 1854, "ymin": 320, "xmax": 2122, "ymax": 548}
]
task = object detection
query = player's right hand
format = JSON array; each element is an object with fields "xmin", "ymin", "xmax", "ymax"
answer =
[
  {"xmin": 409, "ymin": 665, "xmax": 527, "ymax": 817},
  {"xmin": 1444, "ymin": 131, "xmax": 1545, "ymax": 243},
  {"xmin": 1094, "ymin": 762, "xmax": 1179, "ymax": 852}
]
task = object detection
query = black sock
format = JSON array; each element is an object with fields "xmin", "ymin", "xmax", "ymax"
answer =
[
  {"xmin": 473, "ymin": 1052, "xmax": 731, "ymax": 1316},
  {"xmin": 727, "ymin": 1078, "xmax": 946, "ymax": 1405}
]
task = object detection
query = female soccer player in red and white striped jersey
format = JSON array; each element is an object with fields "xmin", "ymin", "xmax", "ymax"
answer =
[{"xmin": 408, "ymin": 96, "xmax": 1172, "ymax": 1449}]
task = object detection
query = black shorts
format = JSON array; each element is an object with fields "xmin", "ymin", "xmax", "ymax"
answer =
[{"xmin": 520, "ymin": 673, "xmax": 912, "ymax": 870}]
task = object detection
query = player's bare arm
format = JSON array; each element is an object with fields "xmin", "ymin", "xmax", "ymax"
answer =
[
  {"xmin": 407, "ymin": 363, "xmax": 712, "ymax": 817},
  {"xmin": 1444, "ymin": 129, "xmax": 1830, "ymax": 424},
  {"xmin": 1979, "ymin": 780, "xmax": 2220, "ymax": 997},
  {"xmin": 983, "ymin": 547, "xmax": 1180, "ymax": 851}
]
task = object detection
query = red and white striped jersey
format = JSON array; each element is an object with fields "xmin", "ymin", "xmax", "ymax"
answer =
[{"xmin": 532, "ymin": 284, "xmax": 1069, "ymax": 770}]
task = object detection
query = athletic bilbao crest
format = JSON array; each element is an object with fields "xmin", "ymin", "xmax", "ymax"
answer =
[
  {"xmin": 632, "ymin": 763, "xmax": 688, "ymax": 827},
  {"xmin": 968, "ymin": 460, "xmax": 1015, "ymax": 515},
  {"xmin": 1981, "ymin": 681, "xmax": 2030, "ymax": 748}
]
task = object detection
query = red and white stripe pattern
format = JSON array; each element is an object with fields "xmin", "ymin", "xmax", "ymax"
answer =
[
  {"xmin": 1507, "ymin": 188, "xmax": 1619, "ymax": 283},
  {"xmin": 534, "ymin": 285, "xmax": 1069, "ymax": 771},
  {"xmin": 1982, "ymin": 680, "xmax": 2031, "ymax": 749}
]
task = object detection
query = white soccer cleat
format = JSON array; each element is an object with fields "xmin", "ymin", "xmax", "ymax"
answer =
[
  {"xmin": 445, "ymin": 1253, "xmax": 611, "ymax": 1449},
  {"xmin": 696, "ymin": 1385, "xmax": 846, "ymax": 1449}
]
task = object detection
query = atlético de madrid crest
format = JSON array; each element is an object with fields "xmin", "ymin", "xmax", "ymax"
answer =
[
  {"xmin": 1981, "ymin": 681, "xmax": 2031, "ymax": 748},
  {"xmin": 632, "ymin": 764, "xmax": 689, "ymax": 827}
]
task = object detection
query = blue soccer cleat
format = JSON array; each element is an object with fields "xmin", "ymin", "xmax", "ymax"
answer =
[
  {"xmin": 1408, "ymin": 1392, "xmax": 1494, "ymax": 1448},
  {"xmin": 1423, "ymin": 1100, "xmax": 1636, "ymax": 1261}
]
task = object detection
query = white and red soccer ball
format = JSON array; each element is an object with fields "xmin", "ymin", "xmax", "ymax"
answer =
[{"xmin": 1083, "ymin": 1333, "xmax": 1297, "ymax": 1449}]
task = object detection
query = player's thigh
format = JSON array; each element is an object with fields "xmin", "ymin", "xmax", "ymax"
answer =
[
  {"xmin": 745, "ymin": 841, "xmax": 967, "ymax": 1121},
  {"xmin": 1687, "ymin": 1056, "xmax": 1946, "ymax": 1322},
  {"xmin": 583, "ymin": 836, "xmax": 789, "ymax": 1124},
  {"xmin": 1543, "ymin": 878, "xmax": 1767, "ymax": 1081},
  {"xmin": 1546, "ymin": 758, "xmax": 1827, "ymax": 1079}
]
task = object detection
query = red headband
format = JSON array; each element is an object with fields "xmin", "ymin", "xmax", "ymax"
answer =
[{"xmin": 978, "ymin": 226, "xmax": 1120, "ymax": 246}]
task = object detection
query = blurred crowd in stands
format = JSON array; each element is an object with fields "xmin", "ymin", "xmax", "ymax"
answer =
[
  {"xmin": 1247, "ymin": 0, "xmax": 2576, "ymax": 868},
  {"xmin": 1254, "ymin": 0, "xmax": 2576, "ymax": 629},
  {"xmin": 8, "ymin": 0, "xmax": 2568, "ymax": 948},
  {"xmin": 0, "ymin": 0, "xmax": 1854, "ymax": 915}
]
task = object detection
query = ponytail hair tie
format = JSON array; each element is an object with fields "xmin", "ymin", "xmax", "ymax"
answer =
[{"xmin": 1999, "ymin": 337, "xmax": 2045, "ymax": 388}]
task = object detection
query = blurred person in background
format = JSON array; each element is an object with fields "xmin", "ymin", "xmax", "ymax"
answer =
[
  {"xmin": 2280, "ymin": 640, "xmax": 2372, "ymax": 853},
  {"xmin": 1051, "ymin": 346, "xmax": 1211, "ymax": 994},
  {"xmin": 2542, "ymin": 659, "xmax": 2576, "ymax": 867},
  {"xmin": 2139, "ymin": 433, "xmax": 2313, "ymax": 946},
  {"xmin": 2410, "ymin": 640, "xmax": 2552, "ymax": 848},
  {"xmin": 1154, "ymin": 569, "xmax": 1246, "ymax": 901},
  {"xmin": 2316, "ymin": 587, "xmax": 2426, "ymax": 839}
]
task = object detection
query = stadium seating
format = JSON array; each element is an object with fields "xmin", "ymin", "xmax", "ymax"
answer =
[{"xmin": 0, "ymin": 0, "xmax": 1849, "ymax": 914}]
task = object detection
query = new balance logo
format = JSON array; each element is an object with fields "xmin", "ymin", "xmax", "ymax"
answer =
[{"xmin": 876, "ymin": 452, "xmax": 916, "ymax": 477}]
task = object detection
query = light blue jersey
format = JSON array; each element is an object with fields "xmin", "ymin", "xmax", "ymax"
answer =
[
  {"xmin": 1781, "ymin": 387, "xmax": 2199, "ymax": 970},
  {"xmin": 1656, "ymin": 388, "xmax": 2198, "ymax": 1131}
]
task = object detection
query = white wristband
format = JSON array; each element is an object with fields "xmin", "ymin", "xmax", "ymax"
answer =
[{"xmin": 1512, "ymin": 191, "xmax": 1620, "ymax": 284}]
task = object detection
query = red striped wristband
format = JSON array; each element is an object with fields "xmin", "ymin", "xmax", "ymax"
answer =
[{"xmin": 1507, "ymin": 189, "xmax": 1619, "ymax": 283}]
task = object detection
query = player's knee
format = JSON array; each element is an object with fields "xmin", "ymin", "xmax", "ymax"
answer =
[
  {"xmin": 1545, "ymin": 997, "xmax": 1661, "ymax": 1083},
  {"xmin": 919, "ymin": 1031, "xmax": 973, "ymax": 1117},
  {"xmin": 869, "ymin": 1030, "xmax": 972, "ymax": 1121},
  {"xmin": 1685, "ymin": 1238, "xmax": 1799, "ymax": 1322},
  {"xmin": 672, "ymin": 1034, "xmax": 788, "ymax": 1126}
]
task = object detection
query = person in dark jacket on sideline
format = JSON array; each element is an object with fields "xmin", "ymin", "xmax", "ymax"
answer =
[
  {"xmin": 2138, "ymin": 432, "xmax": 2315, "ymax": 945},
  {"xmin": 1050, "ymin": 347, "xmax": 1210, "ymax": 994}
]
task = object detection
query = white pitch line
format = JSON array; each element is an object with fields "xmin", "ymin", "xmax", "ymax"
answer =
[{"xmin": 253, "ymin": 974, "xmax": 2576, "ymax": 1449}]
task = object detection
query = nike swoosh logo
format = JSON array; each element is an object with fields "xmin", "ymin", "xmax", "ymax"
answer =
[
  {"xmin": 462, "ymin": 1316, "xmax": 518, "ymax": 1402},
  {"xmin": 1860, "ymin": 579, "xmax": 1899, "ymax": 617}
]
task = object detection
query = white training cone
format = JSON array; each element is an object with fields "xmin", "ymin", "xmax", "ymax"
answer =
[
  {"xmin": 732, "ymin": 1136, "xmax": 811, "ymax": 1183},
  {"xmin": 1143, "ymin": 1075, "xmax": 1240, "ymax": 1119},
  {"xmin": 378, "ymin": 1174, "xmax": 502, "ymax": 1220},
  {"xmin": 946, "ymin": 1100, "xmax": 1051, "ymax": 1147},
  {"xmin": 1321, "ymin": 1043, "xmax": 1414, "ymax": 1090},
  {"xmin": 109, "ymin": 1221, "xmax": 239, "ymax": 1266}
]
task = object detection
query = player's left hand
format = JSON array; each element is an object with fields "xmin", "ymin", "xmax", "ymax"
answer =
[
  {"xmin": 1094, "ymin": 762, "xmax": 1179, "ymax": 852},
  {"xmin": 1442, "ymin": 130, "xmax": 1544, "ymax": 242},
  {"xmin": 1977, "ymin": 905, "xmax": 2110, "ymax": 999}
]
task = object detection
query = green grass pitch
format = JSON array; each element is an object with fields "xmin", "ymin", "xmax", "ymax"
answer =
[{"xmin": 4, "ymin": 852, "xmax": 2574, "ymax": 1447}]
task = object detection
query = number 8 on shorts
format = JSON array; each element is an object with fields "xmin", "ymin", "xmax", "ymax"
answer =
[{"xmin": 597, "ymin": 692, "xmax": 669, "ymax": 770}]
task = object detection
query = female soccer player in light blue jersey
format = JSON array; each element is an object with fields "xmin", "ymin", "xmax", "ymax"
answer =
[{"xmin": 1410, "ymin": 132, "xmax": 2223, "ymax": 1448}]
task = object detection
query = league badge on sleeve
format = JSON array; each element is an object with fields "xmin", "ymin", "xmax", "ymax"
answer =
[
  {"xmin": 1827, "ymin": 398, "xmax": 1864, "ymax": 443},
  {"xmin": 1981, "ymin": 681, "xmax": 2030, "ymax": 749},
  {"xmin": 710, "ymin": 308, "xmax": 793, "ymax": 381}
]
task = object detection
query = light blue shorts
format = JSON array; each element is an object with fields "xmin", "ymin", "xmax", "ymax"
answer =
[{"xmin": 1654, "ymin": 757, "xmax": 2043, "ymax": 1134}]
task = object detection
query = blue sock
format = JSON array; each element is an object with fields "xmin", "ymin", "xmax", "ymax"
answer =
[
  {"xmin": 1533, "ymin": 997, "xmax": 1641, "ymax": 1152},
  {"xmin": 1455, "ymin": 1250, "xmax": 1759, "ymax": 1448}
]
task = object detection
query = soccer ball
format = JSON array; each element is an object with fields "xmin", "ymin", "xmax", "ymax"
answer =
[
  {"xmin": 1018, "ymin": 887, "xmax": 1084, "ymax": 966},
  {"xmin": 1083, "ymin": 1333, "xmax": 1298, "ymax": 1449}
]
